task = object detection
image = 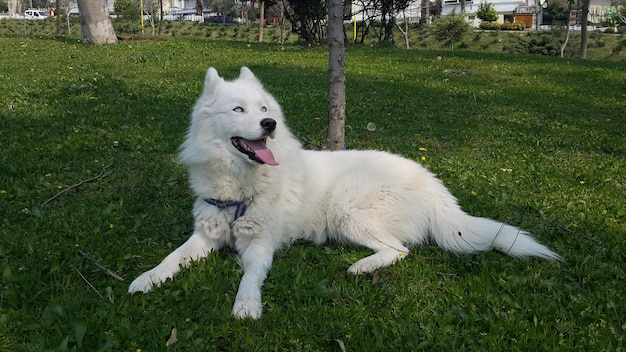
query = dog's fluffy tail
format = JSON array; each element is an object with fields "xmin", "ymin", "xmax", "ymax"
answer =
[{"xmin": 428, "ymin": 204, "xmax": 563, "ymax": 261}]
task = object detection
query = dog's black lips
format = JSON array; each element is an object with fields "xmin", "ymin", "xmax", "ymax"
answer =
[{"xmin": 231, "ymin": 137, "xmax": 267, "ymax": 164}]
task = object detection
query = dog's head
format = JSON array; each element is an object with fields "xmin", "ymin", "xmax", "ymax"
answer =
[{"xmin": 180, "ymin": 67, "xmax": 285, "ymax": 167}]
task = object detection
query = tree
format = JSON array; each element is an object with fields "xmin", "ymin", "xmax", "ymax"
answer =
[
  {"xmin": 430, "ymin": 13, "xmax": 471, "ymax": 51},
  {"xmin": 396, "ymin": 7, "xmax": 411, "ymax": 49},
  {"xmin": 351, "ymin": 0, "xmax": 412, "ymax": 45},
  {"xmin": 327, "ymin": 0, "xmax": 345, "ymax": 151},
  {"xmin": 286, "ymin": 0, "xmax": 327, "ymax": 43},
  {"xmin": 579, "ymin": 0, "xmax": 590, "ymax": 58},
  {"xmin": 476, "ymin": 2, "xmax": 498, "ymax": 22},
  {"xmin": 141, "ymin": 0, "xmax": 162, "ymax": 34},
  {"xmin": 207, "ymin": 0, "xmax": 238, "ymax": 18},
  {"xmin": 114, "ymin": 0, "xmax": 141, "ymax": 20},
  {"xmin": 560, "ymin": 0, "xmax": 573, "ymax": 57},
  {"xmin": 77, "ymin": 0, "xmax": 117, "ymax": 44},
  {"xmin": 258, "ymin": 1, "xmax": 265, "ymax": 42}
]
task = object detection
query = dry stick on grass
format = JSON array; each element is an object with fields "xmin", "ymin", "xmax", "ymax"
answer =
[
  {"xmin": 77, "ymin": 249, "xmax": 125, "ymax": 281},
  {"xmin": 41, "ymin": 163, "xmax": 112, "ymax": 208},
  {"xmin": 75, "ymin": 267, "xmax": 105, "ymax": 299}
]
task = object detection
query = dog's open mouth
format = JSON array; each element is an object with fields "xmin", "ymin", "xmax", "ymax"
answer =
[{"xmin": 231, "ymin": 137, "xmax": 279, "ymax": 166}]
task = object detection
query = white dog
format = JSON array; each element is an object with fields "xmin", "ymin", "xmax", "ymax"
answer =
[{"xmin": 128, "ymin": 67, "xmax": 562, "ymax": 319}]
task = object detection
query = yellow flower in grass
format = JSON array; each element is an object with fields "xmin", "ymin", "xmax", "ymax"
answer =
[
  {"xmin": 421, "ymin": 156, "xmax": 426, "ymax": 161},
  {"xmin": 471, "ymin": 191, "xmax": 477, "ymax": 196},
  {"xmin": 0, "ymin": 190, "xmax": 6, "ymax": 194},
  {"xmin": 579, "ymin": 181, "xmax": 585, "ymax": 185},
  {"xmin": 109, "ymin": 224, "xmax": 114, "ymax": 229},
  {"xmin": 418, "ymin": 147, "xmax": 427, "ymax": 152}
]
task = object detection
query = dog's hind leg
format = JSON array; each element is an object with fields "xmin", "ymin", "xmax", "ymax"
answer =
[
  {"xmin": 335, "ymin": 214, "xmax": 410, "ymax": 274},
  {"xmin": 347, "ymin": 234, "xmax": 410, "ymax": 274}
]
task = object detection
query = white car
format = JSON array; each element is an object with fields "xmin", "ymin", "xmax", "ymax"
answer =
[{"xmin": 24, "ymin": 9, "xmax": 48, "ymax": 20}]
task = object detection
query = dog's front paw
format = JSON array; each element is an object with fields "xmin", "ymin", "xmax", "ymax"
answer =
[
  {"xmin": 232, "ymin": 218, "xmax": 260, "ymax": 238},
  {"xmin": 128, "ymin": 271, "xmax": 160, "ymax": 294},
  {"xmin": 232, "ymin": 296, "xmax": 263, "ymax": 319}
]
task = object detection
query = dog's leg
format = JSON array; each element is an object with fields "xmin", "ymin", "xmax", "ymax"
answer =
[
  {"xmin": 336, "ymin": 214, "xmax": 410, "ymax": 274},
  {"xmin": 347, "ymin": 238, "xmax": 410, "ymax": 274},
  {"xmin": 128, "ymin": 217, "xmax": 228, "ymax": 294},
  {"xmin": 231, "ymin": 238, "xmax": 275, "ymax": 319}
]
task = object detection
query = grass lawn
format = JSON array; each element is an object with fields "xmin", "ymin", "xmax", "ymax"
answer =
[{"xmin": 0, "ymin": 34, "xmax": 625, "ymax": 351}]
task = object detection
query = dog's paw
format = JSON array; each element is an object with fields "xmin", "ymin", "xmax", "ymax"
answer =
[
  {"xmin": 232, "ymin": 219, "xmax": 260, "ymax": 238},
  {"xmin": 128, "ymin": 272, "xmax": 159, "ymax": 294},
  {"xmin": 347, "ymin": 261, "xmax": 378, "ymax": 275},
  {"xmin": 347, "ymin": 251, "xmax": 408, "ymax": 275},
  {"xmin": 232, "ymin": 296, "xmax": 263, "ymax": 319}
]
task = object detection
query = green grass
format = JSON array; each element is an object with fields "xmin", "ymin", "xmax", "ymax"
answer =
[{"xmin": 0, "ymin": 35, "xmax": 625, "ymax": 351}]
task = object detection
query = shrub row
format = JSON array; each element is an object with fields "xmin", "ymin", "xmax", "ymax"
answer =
[
  {"xmin": 479, "ymin": 21, "xmax": 526, "ymax": 31},
  {"xmin": 604, "ymin": 26, "xmax": 626, "ymax": 34}
]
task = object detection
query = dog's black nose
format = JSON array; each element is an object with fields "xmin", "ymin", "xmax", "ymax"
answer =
[{"xmin": 260, "ymin": 118, "xmax": 276, "ymax": 133}]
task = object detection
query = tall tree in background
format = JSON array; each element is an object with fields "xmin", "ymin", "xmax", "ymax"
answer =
[
  {"xmin": 579, "ymin": 0, "xmax": 590, "ymax": 58},
  {"xmin": 258, "ymin": 1, "xmax": 265, "ymax": 42},
  {"xmin": 326, "ymin": 0, "xmax": 345, "ymax": 151},
  {"xmin": 77, "ymin": 0, "xmax": 117, "ymax": 44}
]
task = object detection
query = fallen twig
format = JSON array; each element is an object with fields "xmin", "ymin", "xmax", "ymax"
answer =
[
  {"xmin": 75, "ymin": 267, "xmax": 105, "ymax": 299},
  {"xmin": 77, "ymin": 249, "xmax": 124, "ymax": 281},
  {"xmin": 41, "ymin": 164, "xmax": 112, "ymax": 208}
]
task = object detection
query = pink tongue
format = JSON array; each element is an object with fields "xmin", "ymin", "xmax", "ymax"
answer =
[{"xmin": 245, "ymin": 139, "xmax": 279, "ymax": 166}]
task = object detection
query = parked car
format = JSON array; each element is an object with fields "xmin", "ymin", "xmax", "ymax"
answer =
[
  {"xmin": 24, "ymin": 9, "xmax": 48, "ymax": 20},
  {"xmin": 209, "ymin": 16, "xmax": 238, "ymax": 24}
]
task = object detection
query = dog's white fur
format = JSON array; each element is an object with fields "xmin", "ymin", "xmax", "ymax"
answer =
[{"xmin": 128, "ymin": 67, "xmax": 562, "ymax": 319}]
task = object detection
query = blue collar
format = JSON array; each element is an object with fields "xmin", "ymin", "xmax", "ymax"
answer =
[{"xmin": 203, "ymin": 197, "xmax": 251, "ymax": 220}]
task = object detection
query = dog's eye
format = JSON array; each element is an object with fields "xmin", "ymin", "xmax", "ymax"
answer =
[
  {"xmin": 233, "ymin": 106, "xmax": 244, "ymax": 113},
  {"xmin": 261, "ymin": 106, "xmax": 267, "ymax": 113}
]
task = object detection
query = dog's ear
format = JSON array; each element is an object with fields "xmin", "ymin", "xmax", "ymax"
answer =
[
  {"xmin": 202, "ymin": 67, "xmax": 222, "ymax": 96},
  {"xmin": 239, "ymin": 67, "xmax": 263, "ymax": 86}
]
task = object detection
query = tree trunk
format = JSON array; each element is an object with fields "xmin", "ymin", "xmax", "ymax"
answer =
[
  {"xmin": 258, "ymin": 1, "xmax": 265, "ymax": 43},
  {"xmin": 395, "ymin": 10, "xmax": 410, "ymax": 49},
  {"xmin": 580, "ymin": 0, "xmax": 589, "ymax": 59},
  {"xmin": 327, "ymin": 0, "xmax": 346, "ymax": 151},
  {"xmin": 77, "ymin": 0, "xmax": 117, "ymax": 44},
  {"xmin": 560, "ymin": 1, "xmax": 572, "ymax": 58},
  {"xmin": 159, "ymin": 0, "xmax": 163, "ymax": 35},
  {"xmin": 55, "ymin": 0, "xmax": 60, "ymax": 35}
]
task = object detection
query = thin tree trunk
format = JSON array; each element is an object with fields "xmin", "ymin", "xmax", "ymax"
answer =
[
  {"xmin": 159, "ymin": 0, "xmax": 163, "ymax": 35},
  {"xmin": 258, "ymin": 1, "xmax": 265, "ymax": 43},
  {"xmin": 327, "ymin": 0, "xmax": 346, "ymax": 151},
  {"xmin": 55, "ymin": 1, "xmax": 60, "ymax": 35},
  {"xmin": 580, "ymin": 0, "xmax": 589, "ymax": 59},
  {"xmin": 560, "ymin": 1, "xmax": 572, "ymax": 58},
  {"xmin": 395, "ymin": 9, "xmax": 409, "ymax": 49},
  {"xmin": 77, "ymin": 0, "xmax": 117, "ymax": 44}
]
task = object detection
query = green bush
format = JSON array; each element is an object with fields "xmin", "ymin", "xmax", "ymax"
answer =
[
  {"xmin": 476, "ymin": 2, "xmax": 498, "ymax": 22},
  {"xmin": 503, "ymin": 31, "xmax": 561, "ymax": 56},
  {"xmin": 479, "ymin": 21, "xmax": 501, "ymax": 30},
  {"xmin": 113, "ymin": 0, "xmax": 141, "ymax": 20},
  {"xmin": 429, "ymin": 13, "xmax": 472, "ymax": 50},
  {"xmin": 501, "ymin": 22, "xmax": 526, "ymax": 31},
  {"xmin": 112, "ymin": 19, "xmax": 142, "ymax": 34}
]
